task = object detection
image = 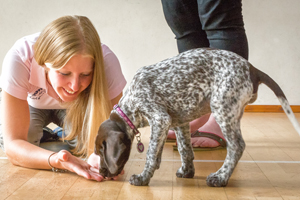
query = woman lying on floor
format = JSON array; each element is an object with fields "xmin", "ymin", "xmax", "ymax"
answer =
[{"xmin": 0, "ymin": 15, "xmax": 126, "ymax": 181}]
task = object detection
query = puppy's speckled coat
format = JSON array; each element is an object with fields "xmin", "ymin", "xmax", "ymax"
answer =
[{"xmin": 95, "ymin": 48, "xmax": 300, "ymax": 187}]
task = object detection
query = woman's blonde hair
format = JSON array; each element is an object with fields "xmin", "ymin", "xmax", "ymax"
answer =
[{"xmin": 34, "ymin": 15, "xmax": 112, "ymax": 158}]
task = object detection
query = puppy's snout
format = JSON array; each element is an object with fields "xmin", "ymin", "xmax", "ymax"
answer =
[
  {"xmin": 107, "ymin": 164, "xmax": 119, "ymax": 176},
  {"xmin": 99, "ymin": 167, "xmax": 121, "ymax": 178},
  {"xmin": 99, "ymin": 167, "xmax": 109, "ymax": 177},
  {"xmin": 99, "ymin": 154, "xmax": 122, "ymax": 178}
]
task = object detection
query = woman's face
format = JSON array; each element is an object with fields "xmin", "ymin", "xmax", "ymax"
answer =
[{"xmin": 46, "ymin": 54, "xmax": 94, "ymax": 102}]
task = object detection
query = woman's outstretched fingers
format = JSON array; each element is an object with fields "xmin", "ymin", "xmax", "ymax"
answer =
[{"xmin": 56, "ymin": 150, "xmax": 105, "ymax": 182}]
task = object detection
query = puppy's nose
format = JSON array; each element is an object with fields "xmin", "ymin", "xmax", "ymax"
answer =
[{"xmin": 99, "ymin": 168, "xmax": 109, "ymax": 177}]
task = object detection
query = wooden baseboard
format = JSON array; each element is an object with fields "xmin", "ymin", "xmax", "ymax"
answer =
[{"xmin": 245, "ymin": 105, "xmax": 300, "ymax": 113}]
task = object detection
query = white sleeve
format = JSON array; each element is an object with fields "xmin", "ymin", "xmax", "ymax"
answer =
[
  {"xmin": 1, "ymin": 48, "xmax": 31, "ymax": 100},
  {"xmin": 102, "ymin": 44, "xmax": 127, "ymax": 99}
]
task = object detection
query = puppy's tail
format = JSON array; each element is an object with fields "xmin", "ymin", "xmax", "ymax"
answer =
[{"xmin": 250, "ymin": 64, "xmax": 300, "ymax": 136}]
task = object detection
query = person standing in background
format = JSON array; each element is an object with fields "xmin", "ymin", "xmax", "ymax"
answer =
[{"xmin": 161, "ymin": 0, "xmax": 249, "ymax": 150}]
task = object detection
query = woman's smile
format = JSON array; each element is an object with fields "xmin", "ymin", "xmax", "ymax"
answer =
[
  {"xmin": 46, "ymin": 54, "xmax": 94, "ymax": 102},
  {"xmin": 63, "ymin": 88, "xmax": 76, "ymax": 95}
]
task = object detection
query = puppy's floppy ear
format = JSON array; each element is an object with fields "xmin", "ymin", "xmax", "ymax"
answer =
[
  {"xmin": 104, "ymin": 131, "xmax": 129, "ymax": 175},
  {"xmin": 94, "ymin": 116, "xmax": 126, "ymax": 156},
  {"xmin": 94, "ymin": 119, "xmax": 110, "ymax": 156},
  {"xmin": 95, "ymin": 113, "xmax": 132, "ymax": 177}
]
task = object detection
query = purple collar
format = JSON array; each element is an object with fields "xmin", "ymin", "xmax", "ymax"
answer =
[{"xmin": 113, "ymin": 104, "xmax": 144, "ymax": 153}]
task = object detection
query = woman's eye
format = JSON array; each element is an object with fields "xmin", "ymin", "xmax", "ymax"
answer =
[
  {"xmin": 81, "ymin": 73, "xmax": 92, "ymax": 77},
  {"xmin": 59, "ymin": 72, "xmax": 70, "ymax": 76}
]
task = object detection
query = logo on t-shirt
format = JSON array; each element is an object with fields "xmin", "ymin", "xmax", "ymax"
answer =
[{"xmin": 29, "ymin": 88, "xmax": 46, "ymax": 100}]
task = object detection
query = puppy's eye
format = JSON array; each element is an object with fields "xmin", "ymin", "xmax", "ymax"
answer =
[
  {"xmin": 99, "ymin": 141, "xmax": 106, "ymax": 155},
  {"xmin": 102, "ymin": 141, "xmax": 107, "ymax": 150}
]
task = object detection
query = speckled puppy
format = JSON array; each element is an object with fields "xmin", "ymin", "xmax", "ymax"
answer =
[{"xmin": 94, "ymin": 48, "xmax": 300, "ymax": 187}]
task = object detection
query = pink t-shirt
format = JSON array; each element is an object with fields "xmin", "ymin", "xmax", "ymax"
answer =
[{"xmin": 1, "ymin": 33, "xmax": 127, "ymax": 109}]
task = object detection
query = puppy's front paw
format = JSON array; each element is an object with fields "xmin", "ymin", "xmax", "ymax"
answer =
[
  {"xmin": 129, "ymin": 174, "xmax": 150, "ymax": 186},
  {"xmin": 176, "ymin": 166, "xmax": 195, "ymax": 178},
  {"xmin": 206, "ymin": 173, "xmax": 228, "ymax": 187}
]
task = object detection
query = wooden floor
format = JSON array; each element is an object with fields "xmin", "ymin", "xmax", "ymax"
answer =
[{"xmin": 1, "ymin": 113, "xmax": 300, "ymax": 200}]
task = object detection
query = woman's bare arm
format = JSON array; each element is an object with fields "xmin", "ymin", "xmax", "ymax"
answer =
[
  {"xmin": 2, "ymin": 91, "xmax": 103, "ymax": 181},
  {"xmin": 1, "ymin": 90, "xmax": 53, "ymax": 169}
]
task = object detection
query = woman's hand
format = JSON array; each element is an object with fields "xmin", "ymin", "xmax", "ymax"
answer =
[
  {"xmin": 87, "ymin": 152, "xmax": 125, "ymax": 180},
  {"xmin": 53, "ymin": 150, "xmax": 104, "ymax": 182},
  {"xmin": 87, "ymin": 152, "xmax": 100, "ymax": 169}
]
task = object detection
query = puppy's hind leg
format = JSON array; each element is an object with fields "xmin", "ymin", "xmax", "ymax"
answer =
[
  {"xmin": 206, "ymin": 108, "xmax": 245, "ymax": 187},
  {"xmin": 174, "ymin": 123, "xmax": 195, "ymax": 178}
]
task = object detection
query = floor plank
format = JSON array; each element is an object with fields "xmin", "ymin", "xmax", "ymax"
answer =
[{"xmin": 0, "ymin": 113, "xmax": 300, "ymax": 200}]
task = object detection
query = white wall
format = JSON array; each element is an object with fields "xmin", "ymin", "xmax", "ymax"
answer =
[
  {"xmin": 0, "ymin": 0, "xmax": 299, "ymax": 105},
  {"xmin": 243, "ymin": 0, "xmax": 300, "ymax": 105}
]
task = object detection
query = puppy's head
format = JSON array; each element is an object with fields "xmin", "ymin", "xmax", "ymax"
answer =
[{"xmin": 94, "ymin": 113, "xmax": 132, "ymax": 178}]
